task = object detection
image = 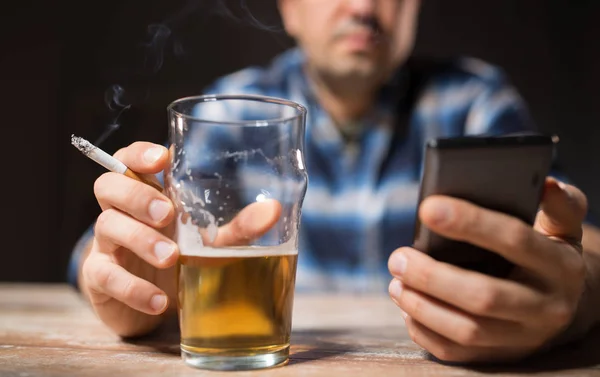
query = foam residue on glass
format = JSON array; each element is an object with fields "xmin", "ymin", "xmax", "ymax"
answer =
[
  {"xmin": 175, "ymin": 180, "xmax": 218, "ymax": 248},
  {"xmin": 169, "ymin": 128, "xmax": 303, "ymax": 258}
]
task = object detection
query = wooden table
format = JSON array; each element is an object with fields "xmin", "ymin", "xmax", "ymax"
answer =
[{"xmin": 1, "ymin": 284, "xmax": 600, "ymax": 376}]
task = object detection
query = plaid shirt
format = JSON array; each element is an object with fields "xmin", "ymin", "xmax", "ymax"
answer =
[{"xmin": 69, "ymin": 48, "xmax": 554, "ymax": 293}]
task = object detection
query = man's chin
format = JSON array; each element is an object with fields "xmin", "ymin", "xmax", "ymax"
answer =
[
  {"xmin": 330, "ymin": 62, "xmax": 382, "ymax": 82},
  {"xmin": 335, "ymin": 51, "xmax": 386, "ymax": 74}
]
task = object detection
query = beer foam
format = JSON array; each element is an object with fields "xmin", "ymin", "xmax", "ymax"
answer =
[
  {"xmin": 179, "ymin": 244, "xmax": 298, "ymax": 257},
  {"xmin": 176, "ymin": 212, "xmax": 205, "ymax": 249},
  {"xmin": 176, "ymin": 213, "xmax": 298, "ymax": 257}
]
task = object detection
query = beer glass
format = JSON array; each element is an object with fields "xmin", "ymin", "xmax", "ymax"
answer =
[{"xmin": 165, "ymin": 95, "xmax": 308, "ymax": 370}]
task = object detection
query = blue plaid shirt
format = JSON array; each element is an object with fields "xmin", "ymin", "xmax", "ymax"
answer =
[{"xmin": 69, "ymin": 48, "xmax": 552, "ymax": 292}]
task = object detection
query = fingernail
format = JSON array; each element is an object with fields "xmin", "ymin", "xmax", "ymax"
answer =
[
  {"xmin": 150, "ymin": 294, "xmax": 167, "ymax": 312},
  {"xmin": 149, "ymin": 200, "xmax": 171, "ymax": 222},
  {"xmin": 144, "ymin": 147, "xmax": 164, "ymax": 164},
  {"xmin": 390, "ymin": 252, "xmax": 407, "ymax": 276},
  {"xmin": 557, "ymin": 181, "xmax": 573, "ymax": 198},
  {"xmin": 422, "ymin": 199, "xmax": 451, "ymax": 225},
  {"xmin": 389, "ymin": 279, "xmax": 403, "ymax": 299},
  {"xmin": 154, "ymin": 241, "xmax": 175, "ymax": 262}
]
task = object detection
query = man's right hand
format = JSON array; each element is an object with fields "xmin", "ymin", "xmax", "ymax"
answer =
[
  {"xmin": 79, "ymin": 142, "xmax": 178, "ymax": 338},
  {"xmin": 77, "ymin": 142, "xmax": 284, "ymax": 338}
]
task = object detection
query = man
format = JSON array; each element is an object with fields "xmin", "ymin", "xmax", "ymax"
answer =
[{"xmin": 70, "ymin": 0, "xmax": 600, "ymax": 363}]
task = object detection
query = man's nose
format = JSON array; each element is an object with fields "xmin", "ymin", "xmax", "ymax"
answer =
[{"xmin": 346, "ymin": 0, "xmax": 377, "ymax": 16}]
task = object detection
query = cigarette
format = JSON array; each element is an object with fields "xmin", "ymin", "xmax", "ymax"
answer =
[{"xmin": 71, "ymin": 134, "xmax": 163, "ymax": 192}]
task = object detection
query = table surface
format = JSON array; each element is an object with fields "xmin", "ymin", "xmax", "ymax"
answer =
[{"xmin": 1, "ymin": 284, "xmax": 600, "ymax": 377}]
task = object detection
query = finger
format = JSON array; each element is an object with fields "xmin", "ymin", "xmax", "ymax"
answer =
[
  {"xmin": 388, "ymin": 248, "xmax": 548, "ymax": 323},
  {"xmin": 404, "ymin": 316, "xmax": 529, "ymax": 364},
  {"xmin": 404, "ymin": 315, "xmax": 484, "ymax": 363},
  {"xmin": 535, "ymin": 177, "xmax": 587, "ymax": 241},
  {"xmin": 113, "ymin": 142, "xmax": 169, "ymax": 174},
  {"xmin": 84, "ymin": 256, "xmax": 169, "ymax": 315},
  {"xmin": 389, "ymin": 279, "xmax": 538, "ymax": 348},
  {"xmin": 419, "ymin": 195, "xmax": 565, "ymax": 277},
  {"xmin": 211, "ymin": 199, "xmax": 282, "ymax": 247},
  {"xmin": 94, "ymin": 209, "xmax": 179, "ymax": 268},
  {"xmin": 94, "ymin": 172, "xmax": 174, "ymax": 228}
]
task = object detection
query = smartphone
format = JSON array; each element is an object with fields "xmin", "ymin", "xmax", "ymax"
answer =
[{"xmin": 412, "ymin": 133, "xmax": 558, "ymax": 278}]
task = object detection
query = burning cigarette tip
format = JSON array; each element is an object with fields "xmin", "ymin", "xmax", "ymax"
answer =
[
  {"xmin": 70, "ymin": 133, "xmax": 162, "ymax": 192},
  {"xmin": 71, "ymin": 134, "xmax": 95, "ymax": 156}
]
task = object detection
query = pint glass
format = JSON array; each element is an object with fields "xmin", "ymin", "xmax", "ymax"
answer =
[{"xmin": 165, "ymin": 95, "xmax": 308, "ymax": 370}]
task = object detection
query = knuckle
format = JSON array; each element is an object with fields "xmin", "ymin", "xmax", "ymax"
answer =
[
  {"xmin": 413, "ymin": 261, "xmax": 435, "ymax": 292},
  {"xmin": 455, "ymin": 321, "xmax": 482, "ymax": 346},
  {"xmin": 460, "ymin": 205, "xmax": 482, "ymax": 233},
  {"xmin": 565, "ymin": 255, "xmax": 585, "ymax": 278},
  {"xmin": 93, "ymin": 173, "xmax": 112, "ymax": 199},
  {"xmin": 120, "ymin": 276, "xmax": 137, "ymax": 303},
  {"xmin": 505, "ymin": 220, "xmax": 531, "ymax": 251},
  {"xmin": 445, "ymin": 201, "xmax": 479, "ymax": 234},
  {"xmin": 406, "ymin": 320, "xmax": 418, "ymax": 343},
  {"xmin": 408, "ymin": 294, "xmax": 425, "ymax": 319},
  {"xmin": 81, "ymin": 257, "xmax": 96, "ymax": 284},
  {"xmin": 406, "ymin": 318, "xmax": 463, "ymax": 363},
  {"xmin": 439, "ymin": 201, "xmax": 459, "ymax": 230},
  {"xmin": 129, "ymin": 141, "xmax": 146, "ymax": 150},
  {"xmin": 112, "ymin": 147, "xmax": 127, "ymax": 160},
  {"xmin": 231, "ymin": 216, "xmax": 251, "ymax": 241},
  {"xmin": 88, "ymin": 262, "xmax": 137, "ymax": 304},
  {"xmin": 471, "ymin": 283, "xmax": 501, "ymax": 315},
  {"xmin": 92, "ymin": 262, "xmax": 115, "ymax": 290},
  {"xmin": 127, "ymin": 185, "xmax": 157, "ymax": 221},
  {"xmin": 406, "ymin": 320, "xmax": 424, "ymax": 353},
  {"xmin": 548, "ymin": 301, "xmax": 573, "ymax": 328},
  {"xmin": 123, "ymin": 179, "xmax": 142, "ymax": 204},
  {"xmin": 95, "ymin": 209, "xmax": 116, "ymax": 236},
  {"xmin": 124, "ymin": 181, "xmax": 159, "ymax": 220},
  {"xmin": 124, "ymin": 222, "xmax": 146, "ymax": 247}
]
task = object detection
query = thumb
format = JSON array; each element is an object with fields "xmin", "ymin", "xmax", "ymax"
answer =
[
  {"xmin": 534, "ymin": 177, "xmax": 588, "ymax": 241},
  {"xmin": 212, "ymin": 199, "xmax": 283, "ymax": 247},
  {"xmin": 113, "ymin": 142, "xmax": 169, "ymax": 174},
  {"xmin": 178, "ymin": 200, "xmax": 283, "ymax": 269}
]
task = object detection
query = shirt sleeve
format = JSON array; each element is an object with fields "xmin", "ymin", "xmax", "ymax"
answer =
[
  {"xmin": 66, "ymin": 223, "xmax": 94, "ymax": 289},
  {"xmin": 463, "ymin": 76, "xmax": 537, "ymax": 136}
]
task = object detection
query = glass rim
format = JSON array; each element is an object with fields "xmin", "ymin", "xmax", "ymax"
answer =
[{"xmin": 167, "ymin": 94, "xmax": 307, "ymax": 127}]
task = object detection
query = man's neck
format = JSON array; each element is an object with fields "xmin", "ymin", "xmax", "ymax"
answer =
[{"xmin": 305, "ymin": 66, "xmax": 380, "ymax": 126}]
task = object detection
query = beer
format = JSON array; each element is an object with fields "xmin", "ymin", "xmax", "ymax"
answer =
[{"xmin": 177, "ymin": 246, "xmax": 298, "ymax": 368}]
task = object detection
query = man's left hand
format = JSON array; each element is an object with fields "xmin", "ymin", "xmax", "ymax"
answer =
[{"xmin": 388, "ymin": 177, "xmax": 588, "ymax": 363}]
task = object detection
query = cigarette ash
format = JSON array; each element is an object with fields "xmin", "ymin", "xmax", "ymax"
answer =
[{"xmin": 71, "ymin": 134, "xmax": 96, "ymax": 156}]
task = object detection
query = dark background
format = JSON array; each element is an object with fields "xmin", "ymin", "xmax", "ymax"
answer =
[{"xmin": 2, "ymin": 0, "xmax": 599, "ymax": 282}]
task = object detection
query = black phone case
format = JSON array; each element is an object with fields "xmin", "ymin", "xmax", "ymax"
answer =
[{"xmin": 413, "ymin": 134, "xmax": 557, "ymax": 278}]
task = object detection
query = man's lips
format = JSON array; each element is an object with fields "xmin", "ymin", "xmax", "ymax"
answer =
[{"xmin": 337, "ymin": 30, "xmax": 380, "ymax": 51}]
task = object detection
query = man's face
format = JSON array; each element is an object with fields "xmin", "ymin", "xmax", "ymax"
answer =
[{"xmin": 280, "ymin": 0, "xmax": 421, "ymax": 83}]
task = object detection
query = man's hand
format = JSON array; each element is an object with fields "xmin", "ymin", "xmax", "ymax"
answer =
[
  {"xmin": 79, "ymin": 142, "xmax": 281, "ymax": 338},
  {"xmin": 388, "ymin": 177, "xmax": 588, "ymax": 363},
  {"xmin": 80, "ymin": 142, "xmax": 178, "ymax": 338}
]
